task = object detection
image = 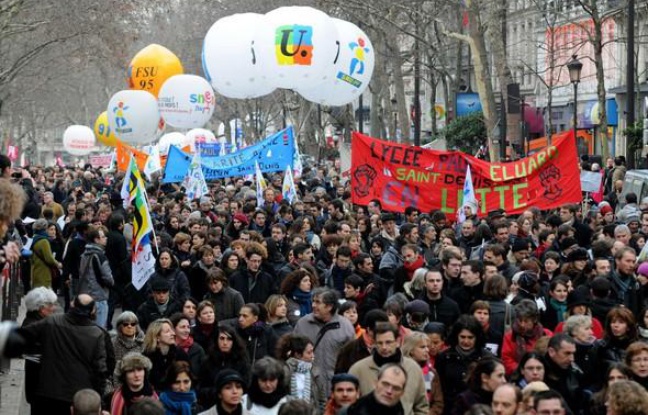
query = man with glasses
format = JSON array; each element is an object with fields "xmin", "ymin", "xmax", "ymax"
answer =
[
  {"xmin": 349, "ymin": 323, "xmax": 427, "ymax": 415},
  {"xmin": 78, "ymin": 225, "xmax": 114, "ymax": 328}
]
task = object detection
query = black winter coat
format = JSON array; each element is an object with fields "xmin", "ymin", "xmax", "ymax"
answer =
[
  {"xmin": 143, "ymin": 345, "xmax": 190, "ymax": 392},
  {"xmin": 203, "ymin": 287, "xmax": 245, "ymax": 322},
  {"xmin": 136, "ymin": 297, "xmax": 183, "ymax": 331},
  {"xmin": 420, "ymin": 294, "xmax": 461, "ymax": 329},
  {"xmin": 229, "ymin": 268, "xmax": 277, "ymax": 304},
  {"xmin": 235, "ymin": 323, "xmax": 278, "ymax": 365}
]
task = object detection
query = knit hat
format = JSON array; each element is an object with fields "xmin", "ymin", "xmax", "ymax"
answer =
[
  {"xmin": 638, "ymin": 262, "xmax": 648, "ymax": 277},
  {"xmin": 626, "ymin": 213, "xmax": 640, "ymax": 224},
  {"xmin": 566, "ymin": 247, "xmax": 589, "ymax": 262},
  {"xmin": 214, "ymin": 369, "xmax": 246, "ymax": 392},
  {"xmin": 566, "ymin": 290, "xmax": 590, "ymax": 310},
  {"xmin": 517, "ymin": 271, "xmax": 539, "ymax": 294},
  {"xmin": 331, "ymin": 373, "xmax": 360, "ymax": 388},
  {"xmin": 405, "ymin": 300, "xmax": 430, "ymax": 316},
  {"xmin": 233, "ymin": 212, "xmax": 249, "ymax": 225},
  {"xmin": 599, "ymin": 205, "xmax": 613, "ymax": 216},
  {"xmin": 115, "ymin": 353, "xmax": 152, "ymax": 378},
  {"xmin": 423, "ymin": 322, "xmax": 446, "ymax": 335},
  {"xmin": 150, "ymin": 277, "xmax": 171, "ymax": 292}
]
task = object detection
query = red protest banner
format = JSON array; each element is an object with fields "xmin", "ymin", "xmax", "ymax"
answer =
[{"xmin": 350, "ymin": 130, "xmax": 582, "ymax": 215}]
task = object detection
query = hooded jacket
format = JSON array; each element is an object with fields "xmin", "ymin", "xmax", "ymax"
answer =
[{"xmin": 78, "ymin": 242, "xmax": 114, "ymax": 302}]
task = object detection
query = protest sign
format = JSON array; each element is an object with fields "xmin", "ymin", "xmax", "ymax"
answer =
[{"xmin": 350, "ymin": 130, "xmax": 582, "ymax": 215}]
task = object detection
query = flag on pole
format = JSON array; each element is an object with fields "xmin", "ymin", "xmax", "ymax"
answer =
[
  {"xmin": 182, "ymin": 150, "xmax": 208, "ymax": 201},
  {"xmin": 282, "ymin": 165, "xmax": 298, "ymax": 204},
  {"xmin": 255, "ymin": 160, "xmax": 267, "ymax": 207},
  {"xmin": 122, "ymin": 155, "xmax": 156, "ymax": 290},
  {"xmin": 143, "ymin": 145, "xmax": 162, "ymax": 180},
  {"xmin": 457, "ymin": 164, "xmax": 479, "ymax": 223}
]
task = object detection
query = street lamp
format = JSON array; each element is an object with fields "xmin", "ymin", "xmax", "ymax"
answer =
[{"xmin": 567, "ymin": 55, "xmax": 583, "ymax": 142}]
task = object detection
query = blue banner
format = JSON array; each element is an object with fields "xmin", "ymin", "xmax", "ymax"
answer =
[
  {"xmin": 162, "ymin": 145, "xmax": 193, "ymax": 184},
  {"xmin": 201, "ymin": 127, "xmax": 295, "ymax": 179},
  {"xmin": 198, "ymin": 143, "xmax": 232, "ymax": 156}
]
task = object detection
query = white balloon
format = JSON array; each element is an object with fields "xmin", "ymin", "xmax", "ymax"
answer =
[
  {"xmin": 253, "ymin": 7, "xmax": 339, "ymax": 89},
  {"xmin": 297, "ymin": 19, "xmax": 375, "ymax": 106},
  {"xmin": 186, "ymin": 128, "xmax": 216, "ymax": 152},
  {"xmin": 203, "ymin": 13, "xmax": 275, "ymax": 99},
  {"xmin": 158, "ymin": 132, "xmax": 189, "ymax": 155},
  {"xmin": 63, "ymin": 125, "xmax": 96, "ymax": 156},
  {"xmin": 158, "ymin": 75, "xmax": 216, "ymax": 128},
  {"xmin": 107, "ymin": 90, "xmax": 160, "ymax": 145}
]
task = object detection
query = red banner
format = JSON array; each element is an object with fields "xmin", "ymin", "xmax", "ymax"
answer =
[{"xmin": 350, "ymin": 130, "xmax": 582, "ymax": 215}]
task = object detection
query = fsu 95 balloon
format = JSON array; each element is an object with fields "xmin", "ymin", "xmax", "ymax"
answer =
[
  {"xmin": 107, "ymin": 90, "xmax": 161, "ymax": 145},
  {"xmin": 128, "ymin": 44, "xmax": 184, "ymax": 97},
  {"xmin": 253, "ymin": 7, "xmax": 339, "ymax": 89},
  {"xmin": 203, "ymin": 13, "xmax": 275, "ymax": 99},
  {"xmin": 297, "ymin": 19, "xmax": 375, "ymax": 106},
  {"xmin": 63, "ymin": 125, "xmax": 96, "ymax": 156},
  {"xmin": 158, "ymin": 75, "xmax": 216, "ymax": 129}
]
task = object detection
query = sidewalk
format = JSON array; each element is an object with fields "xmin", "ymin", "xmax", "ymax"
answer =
[{"xmin": 0, "ymin": 298, "xmax": 28, "ymax": 415}]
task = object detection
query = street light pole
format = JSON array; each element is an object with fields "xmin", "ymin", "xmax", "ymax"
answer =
[{"xmin": 567, "ymin": 55, "xmax": 583, "ymax": 147}]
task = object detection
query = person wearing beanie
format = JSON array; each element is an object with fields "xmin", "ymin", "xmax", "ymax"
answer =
[
  {"xmin": 198, "ymin": 369, "xmax": 246, "ymax": 415},
  {"xmin": 111, "ymin": 353, "xmax": 159, "ymax": 415},
  {"xmin": 600, "ymin": 204, "xmax": 615, "ymax": 225},
  {"xmin": 404, "ymin": 300, "xmax": 430, "ymax": 332},
  {"xmin": 137, "ymin": 277, "xmax": 183, "ymax": 331},
  {"xmin": 324, "ymin": 374, "xmax": 360, "ymax": 415},
  {"xmin": 224, "ymin": 212, "xmax": 248, "ymax": 241},
  {"xmin": 553, "ymin": 290, "xmax": 604, "ymax": 340}
]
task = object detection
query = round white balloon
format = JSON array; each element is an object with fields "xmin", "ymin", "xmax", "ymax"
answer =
[
  {"xmin": 203, "ymin": 13, "xmax": 275, "ymax": 99},
  {"xmin": 297, "ymin": 19, "xmax": 375, "ymax": 106},
  {"xmin": 63, "ymin": 125, "xmax": 96, "ymax": 156},
  {"xmin": 158, "ymin": 132, "xmax": 189, "ymax": 155},
  {"xmin": 253, "ymin": 7, "xmax": 339, "ymax": 89},
  {"xmin": 158, "ymin": 75, "xmax": 216, "ymax": 128},
  {"xmin": 107, "ymin": 90, "xmax": 160, "ymax": 145},
  {"xmin": 186, "ymin": 128, "xmax": 216, "ymax": 152}
]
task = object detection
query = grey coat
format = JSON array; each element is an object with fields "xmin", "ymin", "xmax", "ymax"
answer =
[
  {"xmin": 78, "ymin": 243, "xmax": 114, "ymax": 301},
  {"xmin": 293, "ymin": 313, "xmax": 355, "ymax": 404}
]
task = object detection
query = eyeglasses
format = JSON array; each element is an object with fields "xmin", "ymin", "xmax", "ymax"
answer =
[{"xmin": 122, "ymin": 322, "xmax": 137, "ymax": 327}]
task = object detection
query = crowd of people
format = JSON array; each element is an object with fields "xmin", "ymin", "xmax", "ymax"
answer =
[{"xmin": 3, "ymin": 153, "xmax": 648, "ymax": 415}]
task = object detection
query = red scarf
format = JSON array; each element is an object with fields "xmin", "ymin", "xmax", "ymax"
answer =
[
  {"xmin": 176, "ymin": 335, "xmax": 194, "ymax": 354},
  {"xmin": 403, "ymin": 255, "xmax": 425, "ymax": 280}
]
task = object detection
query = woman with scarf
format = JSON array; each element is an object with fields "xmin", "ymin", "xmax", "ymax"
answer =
[
  {"xmin": 191, "ymin": 301, "xmax": 218, "ymax": 351},
  {"xmin": 436, "ymin": 315, "xmax": 494, "ymax": 415},
  {"xmin": 276, "ymin": 334, "xmax": 324, "ymax": 407},
  {"xmin": 392, "ymin": 244, "xmax": 426, "ymax": 295},
  {"xmin": 188, "ymin": 246, "xmax": 217, "ymax": 301},
  {"xmin": 241, "ymin": 357, "xmax": 290, "ymax": 415},
  {"xmin": 110, "ymin": 353, "xmax": 159, "ymax": 415},
  {"xmin": 236, "ymin": 303, "xmax": 277, "ymax": 366},
  {"xmin": 402, "ymin": 331, "xmax": 443, "ymax": 415},
  {"xmin": 198, "ymin": 325, "xmax": 251, "ymax": 408},
  {"xmin": 149, "ymin": 248, "xmax": 191, "ymax": 303},
  {"xmin": 451, "ymin": 358, "xmax": 506, "ymax": 415},
  {"xmin": 30, "ymin": 218, "xmax": 62, "ymax": 289},
  {"xmin": 173, "ymin": 233, "xmax": 194, "ymax": 276},
  {"xmin": 540, "ymin": 277, "xmax": 570, "ymax": 331},
  {"xmin": 170, "ymin": 313, "xmax": 205, "ymax": 381},
  {"xmin": 159, "ymin": 361, "xmax": 200, "ymax": 415},
  {"xmin": 220, "ymin": 251, "xmax": 242, "ymax": 279},
  {"xmin": 501, "ymin": 299, "xmax": 552, "ymax": 376},
  {"xmin": 280, "ymin": 269, "xmax": 316, "ymax": 325}
]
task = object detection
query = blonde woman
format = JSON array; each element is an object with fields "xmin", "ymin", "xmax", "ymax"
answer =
[
  {"xmin": 142, "ymin": 318, "xmax": 190, "ymax": 392},
  {"xmin": 402, "ymin": 331, "xmax": 443, "ymax": 415}
]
